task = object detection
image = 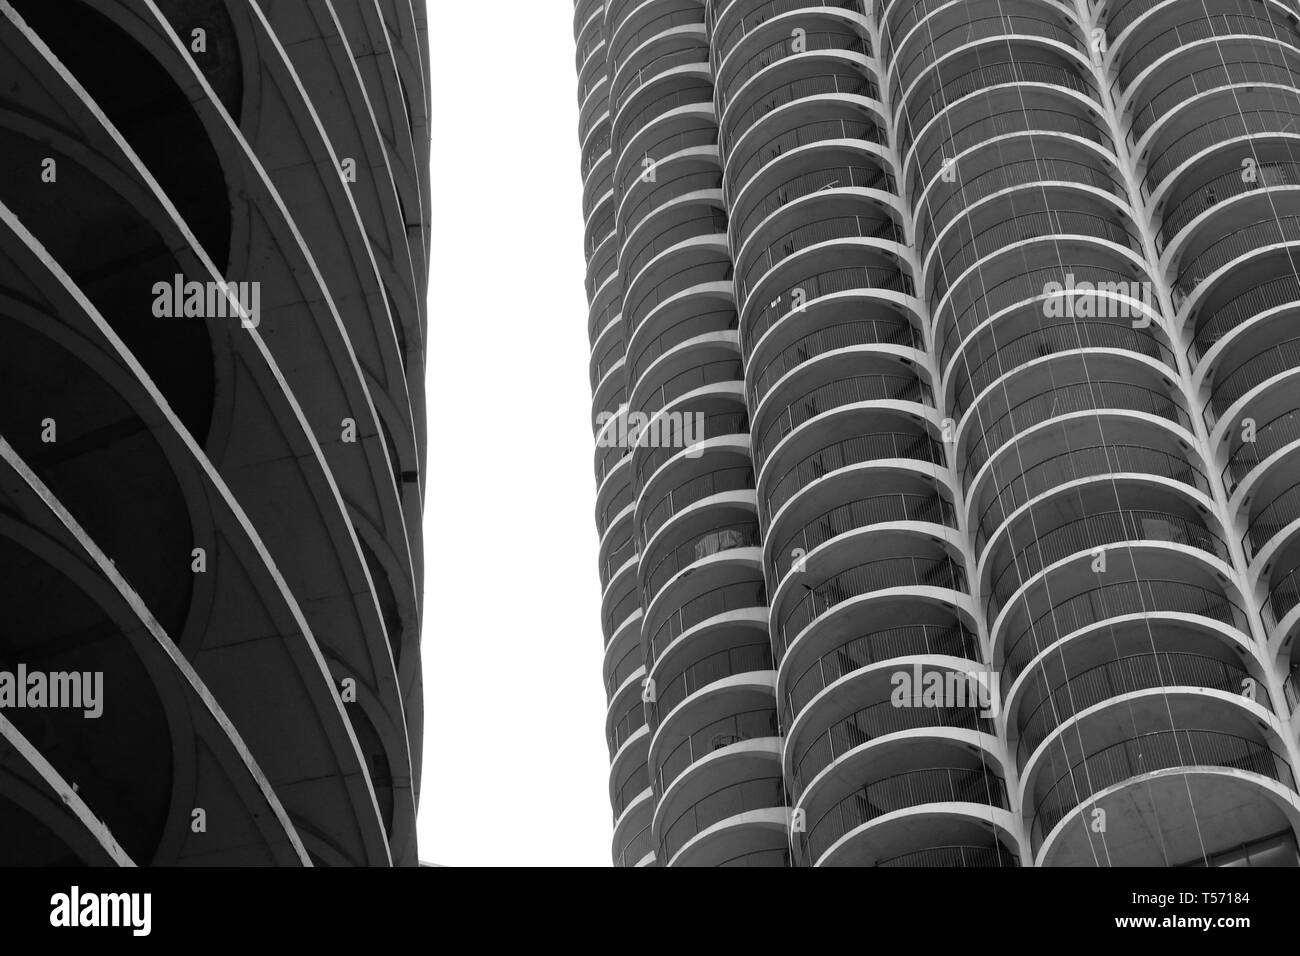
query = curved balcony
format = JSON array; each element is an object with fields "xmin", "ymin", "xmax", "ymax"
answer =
[
  {"xmin": 780, "ymin": 617, "xmax": 980, "ymax": 725},
  {"xmin": 762, "ymin": 422, "xmax": 946, "ymax": 522},
  {"xmin": 657, "ymin": 770, "xmax": 788, "ymax": 866},
  {"xmin": 641, "ymin": 516, "xmax": 760, "ymax": 609},
  {"xmin": 874, "ymin": 843, "xmax": 1020, "ymax": 867},
  {"xmin": 717, "ymin": 18, "xmax": 869, "ymax": 118},
  {"xmin": 650, "ymin": 641, "xmax": 775, "ymax": 731},
  {"xmin": 888, "ymin": 4, "xmax": 1084, "ymax": 113},
  {"xmin": 1030, "ymin": 729, "xmax": 1298, "ymax": 865},
  {"xmin": 1223, "ymin": 408, "xmax": 1300, "ymax": 496},
  {"xmin": 996, "ymin": 570, "xmax": 1251, "ymax": 692},
  {"xmin": 935, "ymin": 253, "xmax": 1151, "ymax": 376},
  {"xmin": 962, "ymin": 373, "xmax": 1190, "ymax": 494},
  {"xmin": 787, "ymin": 667, "xmax": 995, "ymax": 798},
  {"xmin": 970, "ymin": 437, "xmax": 1212, "ymax": 559},
  {"xmin": 984, "ymin": 502, "xmax": 1228, "ymax": 622},
  {"xmin": 1014, "ymin": 650, "xmax": 1267, "ymax": 770},
  {"xmin": 711, "ymin": 0, "xmax": 868, "ymax": 75},
  {"xmin": 797, "ymin": 761, "xmax": 1011, "ymax": 867},
  {"xmin": 775, "ymin": 549, "xmax": 968, "ymax": 656}
]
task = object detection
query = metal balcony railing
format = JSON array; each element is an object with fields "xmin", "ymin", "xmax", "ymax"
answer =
[
  {"xmin": 1159, "ymin": 161, "xmax": 1300, "ymax": 249},
  {"xmin": 778, "ymin": 555, "xmax": 967, "ymax": 649},
  {"xmin": 1145, "ymin": 106, "xmax": 1300, "ymax": 193},
  {"xmin": 951, "ymin": 321, "xmax": 1172, "ymax": 420},
  {"xmin": 713, "ymin": 0, "xmax": 864, "ymax": 68},
  {"xmin": 987, "ymin": 509, "xmax": 1226, "ymax": 617},
  {"xmin": 1188, "ymin": 272, "xmax": 1300, "ymax": 363},
  {"xmin": 656, "ymin": 708, "xmax": 780, "ymax": 796},
  {"xmin": 648, "ymin": 579, "xmax": 767, "ymax": 666},
  {"xmin": 748, "ymin": 315, "xmax": 921, "ymax": 408},
  {"xmin": 1245, "ymin": 478, "xmax": 1300, "ymax": 558},
  {"xmin": 1223, "ymin": 409, "xmax": 1300, "ymax": 492},
  {"xmin": 627, "ymin": 305, "xmax": 735, "ymax": 385},
  {"xmin": 612, "ymin": 760, "xmax": 650, "ymax": 818},
  {"xmin": 639, "ymin": 463, "xmax": 754, "ymax": 548},
  {"xmin": 616, "ymin": 823, "xmax": 652, "ymax": 867},
  {"xmin": 963, "ymin": 380, "xmax": 1189, "ymax": 486},
  {"xmin": 999, "ymin": 579, "xmax": 1247, "ymax": 688},
  {"xmin": 606, "ymin": 640, "xmax": 642, "ymax": 698},
  {"xmin": 1015, "ymin": 652, "xmax": 1266, "ymax": 766},
  {"xmin": 734, "ymin": 162, "xmax": 894, "ymax": 245},
  {"xmin": 636, "ymin": 409, "xmax": 749, "ymax": 489},
  {"xmin": 739, "ymin": 213, "xmax": 905, "ymax": 301},
  {"xmin": 642, "ymin": 520, "xmax": 760, "ymax": 605},
  {"xmin": 651, "ymin": 642, "xmax": 775, "ymax": 730},
  {"xmin": 1131, "ymin": 57, "xmax": 1300, "ymax": 140},
  {"xmin": 782, "ymin": 621, "xmax": 980, "ymax": 717},
  {"xmin": 1175, "ymin": 215, "xmax": 1300, "ymax": 300},
  {"xmin": 609, "ymin": 694, "xmax": 648, "ymax": 757},
  {"xmin": 744, "ymin": 264, "xmax": 914, "ymax": 356},
  {"xmin": 1031, "ymin": 729, "xmax": 1297, "ymax": 851},
  {"xmin": 754, "ymin": 372, "xmax": 931, "ymax": 469},
  {"xmin": 659, "ymin": 774, "xmax": 786, "ymax": 863},
  {"xmin": 728, "ymin": 117, "xmax": 884, "ymax": 201},
  {"xmin": 798, "ymin": 766, "xmax": 1009, "ymax": 865},
  {"xmin": 875, "ymin": 843, "xmax": 1019, "ymax": 867},
  {"xmin": 770, "ymin": 492, "xmax": 955, "ymax": 587},
  {"xmin": 723, "ymin": 71, "xmax": 879, "ymax": 158},
  {"xmin": 765, "ymin": 429, "xmax": 945, "ymax": 520},
  {"xmin": 720, "ymin": 30, "xmax": 868, "ymax": 108},
  {"xmin": 973, "ymin": 442, "xmax": 1210, "ymax": 555},
  {"xmin": 791, "ymin": 696, "xmax": 994, "ymax": 798}
]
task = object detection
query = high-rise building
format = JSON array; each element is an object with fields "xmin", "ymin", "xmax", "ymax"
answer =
[
  {"xmin": 576, "ymin": 0, "xmax": 1300, "ymax": 867},
  {"xmin": 0, "ymin": 0, "xmax": 428, "ymax": 865}
]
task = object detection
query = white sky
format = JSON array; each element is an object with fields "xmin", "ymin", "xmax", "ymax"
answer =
[{"xmin": 416, "ymin": 2, "xmax": 612, "ymax": 865}]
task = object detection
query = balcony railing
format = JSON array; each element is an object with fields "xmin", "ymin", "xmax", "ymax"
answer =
[
  {"xmin": 659, "ymin": 773, "xmax": 786, "ymax": 863},
  {"xmin": 1188, "ymin": 272, "xmax": 1300, "ymax": 363},
  {"xmin": 1160, "ymin": 160, "xmax": 1300, "ymax": 248},
  {"xmin": 612, "ymin": 760, "xmax": 650, "ymax": 818},
  {"xmin": 782, "ymin": 621, "xmax": 980, "ymax": 716},
  {"xmin": 1205, "ymin": 333, "xmax": 1300, "ymax": 428},
  {"xmin": 636, "ymin": 409, "xmax": 749, "ymax": 490},
  {"xmin": 728, "ymin": 117, "xmax": 884, "ymax": 201},
  {"xmin": 642, "ymin": 520, "xmax": 760, "ymax": 605},
  {"xmin": 723, "ymin": 71, "xmax": 879, "ymax": 159},
  {"xmin": 770, "ymin": 492, "xmax": 955, "ymax": 587},
  {"xmin": 951, "ymin": 321, "xmax": 1173, "ymax": 420},
  {"xmin": 616, "ymin": 823, "xmax": 652, "ymax": 867},
  {"xmin": 1223, "ymin": 409, "xmax": 1300, "ymax": 492},
  {"xmin": 987, "ymin": 509, "xmax": 1226, "ymax": 617},
  {"xmin": 1175, "ymin": 214, "xmax": 1300, "ymax": 300},
  {"xmin": 791, "ymin": 696, "xmax": 994, "ymax": 798},
  {"xmin": 639, "ymin": 463, "xmax": 754, "ymax": 548},
  {"xmin": 778, "ymin": 554, "xmax": 967, "ymax": 649},
  {"xmin": 648, "ymin": 579, "xmax": 767, "ymax": 666},
  {"xmin": 973, "ymin": 442, "xmax": 1210, "ymax": 554},
  {"xmin": 754, "ymin": 372, "xmax": 931, "ymax": 470},
  {"xmin": 743, "ymin": 263, "xmax": 914, "ymax": 357},
  {"xmin": 1015, "ymin": 652, "xmax": 1266, "ymax": 766},
  {"xmin": 1145, "ymin": 106, "xmax": 1300, "ymax": 193},
  {"xmin": 963, "ymin": 380, "xmax": 1189, "ymax": 486},
  {"xmin": 875, "ymin": 843, "xmax": 1019, "ymax": 867},
  {"xmin": 798, "ymin": 766, "xmax": 1009, "ymax": 866},
  {"xmin": 1245, "ymin": 478, "xmax": 1300, "ymax": 558},
  {"xmin": 656, "ymin": 708, "xmax": 780, "ymax": 796},
  {"xmin": 765, "ymin": 429, "xmax": 945, "ymax": 519},
  {"xmin": 651, "ymin": 642, "xmax": 775, "ymax": 730},
  {"xmin": 720, "ymin": 30, "xmax": 868, "ymax": 109},
  {"xmin": 739, "ymin": 213, "xmax": 905, "ymax": 302},
  {"xmin": 609, "ymin": 695, "xmax": 648, "ymax": 757},
  {"xmin": 713, "ymin": 0, "xmax": 864, "ymax": 68},
  {"xmin": 1131, "ymin": 57, "xmax": 1300, "ymax": 140},
  {"xmin": 1031, "ymin": 729, "xmax": 1297, "ymax": 851},
  {"xmin": 999, "ymin": 579, "xmax": 1247, "ymax": 688},
  {"xmin": 748, "ymin": 315, "xmax": 920, "ymax": 408},
  {"xmin": 734, "ymin": 162, "xmax": 893, "ymax": 245}
]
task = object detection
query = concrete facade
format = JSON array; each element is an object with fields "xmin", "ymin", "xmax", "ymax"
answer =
[
  {"xmin": 576, "ymin": 0, "xmax": 1300, "ymax": 867},
  {"xmin": 0, "ymin": 0, "xmax": 429, "ymax": 866}
]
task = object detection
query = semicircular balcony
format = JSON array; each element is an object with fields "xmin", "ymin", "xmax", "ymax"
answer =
[
  {"xmin": 1124, "ymin": 28, "xmax": 1300, "ymax": 161},
  {"xmin": 1007, "ymin": 615, "xmax": 1268, "ymax": 774},
  {"xmin": 719, "ymin": 47, "xmax": 879, "ymax": 173},
  {"xmin": 722, "ymin": 82, "xmax": 887, "ymax": 202},
  {"xmin": 1255, "ymin": 535, "xmax": 1300, "ymax": 650},
  {"xmin": 1027, "ymin": 721, "xmax": 1298, "ymax": 866},
  {"xmin": 751, "ymin": 349, "xmax": 932, "ymax": 480},
  {"xmin": 957, "ymin": 353, "xmax": 1192, "ymax": 496},
  {"xmin": 611, "ymin": 752, "xmax": 653, "ymax": 839},
  {"xmin": 609, "ymin": 6, "xmax": 709, "ymax": 123},
  {"xmin": 739, "ymin": 240, "xmax": 916, "ymax": 371},
  {"xmin": 935, "ymin": 251, "xmax": 1157, "ymax": 389},
  {"xmin": 636, "ymin": 442, "xmax": 754, "ymax": 549},
  {"xmin": 776, "ymin": 598, "xmax": 981, "ymax": 722},
  {"xmin": 992, "ymin": 548, "xmax": 1253, "ymax": 698},
  {"xmin": 758, "ymin": 405, "xmax": 948, "ymax": 532},
  {"xmin": 979, "ymin": 482, "xmax": 1229, "ymax": 627},
  {"xmin": 604, "ymin": 603, "xmax": 645, "ymax": 698},
  {"xmin": 764, "ymin": 469, "xmax": 956, "ymax": 597},
  {"xmin": 622, "ymin": 235, "xmax": 732, "ymax": 350},
  {"xmin": 1137, "ymin": 70, "xmax": 1300, "ymax": 200},
  {"xmin": 632, "ymin": 388, "xmax": 750, "ymax": 492},
  {"xmin": 945, "ymin": 306, "xmax": 1174, "ymax": 429},
  {"xmin": 582, "ymin": 118, "xmax": 614, "ymax": 215},
  {"xmin": 640, "ymin": 506, "xmax": 760, "ymax": 615},
  {"xmin": 792, "ymin": 735, "xmax": 1014, "ymax": 867},
  {"xmin": 770, "ymin": 528, "xmax": 972, "ymax": 665},
  {"xmin": 968, "ymin": 419, "xmax": 1212, "ymax": 564},
  {"xmin": 905, "ymin": 63, "xmax": 1113, "ymax": 205},
  {"xmin": 618, "ymin": 145, "xmax": 724, "ymax": 245},
  {"xmin": 785, "ymin": 660, "xmax": 998, "ymax": 801},
  {"xmin": 918, "ymin": 136, "xmax": 1127, "ymax": 268},
  {"xmin": 612, "ymin": 60, "xmax": 714, "ymax": 164},
  {"xmin": 929, "ymin": 191, "xmax": 1143, "ymax": 324},
  {"xmin": 896, "ymin": 42, "xmax": 1100, "ymax": 180},
  {"xmin": 715, "ymin": 6, "xmax": 870, "ymax": 120},
  {"xmin": 886, "ymin": 0, "xmax": 1084, "ymax": 112},
  {"xmin": 596, "ymin": 448, "xmax": 634, "ymax": 543},
  {"xmin": 654, "ymin": 748, "xmax": 788, "ymax": 866},
  {"xmin": 598, "ymin": 504, "xmax": 637, "ymax": 593}
]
